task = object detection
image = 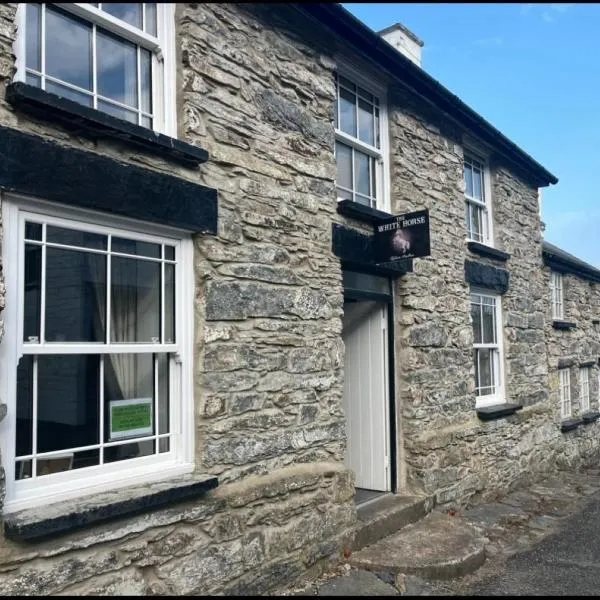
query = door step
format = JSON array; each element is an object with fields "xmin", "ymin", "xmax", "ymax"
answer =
[{"xmin": 353, "ymin": 493, "xmax": 434, "ymax": 551}]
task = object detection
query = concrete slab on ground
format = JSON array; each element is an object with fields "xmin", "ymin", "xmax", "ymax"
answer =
[{"xmin": 316, "ymin": 570, "xmax": 399, "ymax": 596}]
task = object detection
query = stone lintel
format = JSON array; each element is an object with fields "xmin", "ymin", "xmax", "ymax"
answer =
[
  {"xmin": 560, "ymin": 418, "xmax": 584, "ymax": 433},
  {"xmin": 557, "ymin": 357, "xmax": 576, "ymax": 369},
  {"xmin": 467, "ymin": 241, "xmax": 510, "ymax": 262},
  {"xmin": 582, "ymin": 411, "xmax": 600, "ymax": 424},
  {"xmin": 579, "ymin": 359, "xmax": 597, "ymax": 368},
  {"xmin": 476, "ymin": 403, "xmax": 523, "ymax": 421},
  {"xmin": 464, "ymin": 260, "xmax": 509, "ymax": 294},
  {"xmin": 4, "ymin": 475, "xmax": 219, "ymax": 541},
  {"xmin": 552, "ymin": 320, "xmax": 576, "ymax": 331}
]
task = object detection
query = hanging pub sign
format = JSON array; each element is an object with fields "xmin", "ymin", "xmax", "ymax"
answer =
[{"xmin": 374, "ymin": 208, "xmax": 430, "ymax": 263}]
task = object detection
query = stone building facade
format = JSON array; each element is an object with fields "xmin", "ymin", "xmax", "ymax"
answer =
[{"xmin": 0, "ymin": 2, "xmax": 597, "ymax": 595}]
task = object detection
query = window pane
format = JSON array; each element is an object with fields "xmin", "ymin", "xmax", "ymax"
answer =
[
  {"xmin": 45, "ymin": 80, "xmax": 93, "ymax": 107},
  {"xmin": 45, "ymin": 248, "xmax": 107, "ymax": 342},
  {"xmin": 141, "ymin": 48, "xmax": 152, "ymax": 114},
  {"xmin": 165, "ymin": 246, "xmax": 175, "ymax": 261},
  {"xmin": 26, "ymin": 73, "xmax": 41, "ymax": 87},
  {"xmin": 478, "ymin": 349, "xmax": 493, "ymax": 391},
  {"xmin": 335, "ymin": 142, "xmax": 352, "ymax": 192},
  {"xmin": 111, "ymin": 257, "xmax": 160, "ymax": 342},
  {"xmin": 104, "ymin": 353, "xmax": 153, "ymax": 441},
  {"xmin": 112, "ymin": 237, "xmax": 161, "ymax": 258},
  {"xmin": 46, "ymin": 7, "xmax": 92, "ymax": 91},
  {"xmin": 338, "ymin": 75, "xmax": 356, "ymax": 91},
  {"xmin": 37, "ymin": 449, "xmax": 100, "ymax": 477},
  {"xmin": 102, "ymin": 3, "xmax": 143, "ymax": 29},
  {"xmin": 472, "ymin": 167, "xmax": 483, "ymax": 201},
  {"xmin": 339, "ymin": 86, "xmax": 356, "ymax": 136},
  {"xmin": 357, "ymin": 86, "xmax": 374, "ymax": 103},
  {"xmin": 358, "ymin": 98, "xmax": 375, "ymax": 145},
  {"xmin": 97, "ymin": 30, "xmax": 138, "ymax": 109},
  {"xmin": 374, "ymin": 106, "xmax": 380, "ymax": 148},
  {"xmin": 47, "ymin": 226, "xmax": 107, "ymax": 250},
  {"xmin": 145, "ymin": 3, "xmax": 157, "ymax": 36},
  {"xmin": 158, "ymin": 353, "xmax": 170, "ymax": 434},
  {"xmin": 355, "ymin": 195, "xmax": 371, "ymax": 207},
  {"xmin": 98, "ymin": 100, "xmax": 138, "ymax": 124},
  {"xmin": 105, "ymin": 439, "xmax": 155, "ymax": 463},
  {"xmin": 164, "ymin": 263, "xmax": 175, "ymax": 343},
  {"xmin": 471, "ymin": 301, "xmax": 482, "ymax": 344},
  {"xmin": 23, "ymin": 244, "xmax": 41, "ymax": 342},
  {"xmin": 37, "ymin": 354, "xmax": 100, "ymax": 453},
  {"xmin": 464, "ymin": 164, "xmax": 473, "ymax": 198},
  {"xmin": 25, "ymin": 222, "xmax": 42, "ymax": 241},
  {"xmin": 141, "ymin": 115, "xmax": 153, "ymax": 129},
  {"xmin": 470, "ymin": 204, "xmax": 483, "ymax": 241},
  {"xmin": 26, "ymin": 3, "xmax": 41, "ymax": 71},
  {"xmin": 482, "ymin": 302, "xmax": 496, "ymax": 344},
  {"xmin": 355, "ymin": 150, "xmax": 370, "ymax": 197},
  {"xmin": 16, "ymin": 355, "xmax": 34, "ymax": 458}
]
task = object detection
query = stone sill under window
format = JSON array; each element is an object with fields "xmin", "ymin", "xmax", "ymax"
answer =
[
  {"xmin": 552, "ymin": 320, "xmax": 576, "ymax": 331},
  {"xmin": 560, "ymin": 417, "xmax": 584, "ymax": 433},
  {"xmin": 467, "ymin": 241, "xmax": 510, "ymax": 262},
  {"xmin": 476, "ymin": 403, "xmax": 523, "ymax": 421},
  {"xmin": 6, "ymin": 82, "xmax": 209, "ymax": 169},
  {"xmin": 3, "ymin": 474, "xmax": 218, "ymax": 542},
  {"xmin": 336, "ymin": 199, "xmax": 392, "ymax": 224},
  {"xmin": 582, "ymin": 411, "xmax": 600, "ymax": 424}
]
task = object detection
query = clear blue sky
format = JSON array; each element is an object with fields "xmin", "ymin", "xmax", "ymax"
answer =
[{"xmin": 343, "ymin": 3, "xmax": 599, "ymax": 267}]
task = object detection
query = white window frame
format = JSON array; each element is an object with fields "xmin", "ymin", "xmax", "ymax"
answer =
[
  {"xmin": 334, "ymin": 61, "xmax": 390, "ymax": 213},
  {"xmin": 464, "ymin": 149, "xmax": 494, "ymax": 247},
  {"xmin": 0, "ymin": 192, "xmax": 194, "ymax": 513},
  {"xmin": 13, "ymin": 3, "xmax": 177, "ymax": 137},
  {"xmin": 470, "ymin": 289, "xmax": 505, "ymax": 407},
  {"xmin": 550, "ymin": 271, "xmax": 564, "ymax": 321},
  {"xmin": 580, "ymin": 367, "xmax": 590, "ymax": 413},
  {"xmin": 560, "ymin": 368, "xmax": 571, "ymax": 419}
]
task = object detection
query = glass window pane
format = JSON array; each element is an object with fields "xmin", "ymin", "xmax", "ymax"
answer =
[
  {"xmin": 358, "ymin": 98, "xmax": 375, "ymax": 146},
  {"xmin": 45, "ymin": 80, "xmax": 93, "ymax": 107},
  {"xmin": 157, "ymin": 353, "xmax": 170, "ymax": 434},
  {"xmin": 105, "ymin": 439, "xmax": 155, "ymax": 463},
  {"xmin": 97, "ymin": 30, "xmax": 138, "ymax": 109},
  {"xmin": 26, "ymin": 3, "xmax": 41, "ymax": 71},
  {"xmin": 478, "ymin": 349, "xmax": 493, "ymax": 391},
  {"xmin": 111, "ymin": 257, "xmax": 160, "ymax": 342},
  {"xmin": 335, "ymin": 142, "xmax": 352, "ymax": 191},
  {"xmin": 102, "ymin": 3, "xmax": 143, "ymax": 29},
  {"xmin": 338, "ymin": 75, "xmax": 356, "ymax": 91},
  {"xmin": 471, "ymin": 301, "xmax": 482, "ymax": 344},
  {"xmin": 15, "ymin": 460, "xmax": 32, "ymax": 481},
  {"xmin": 374, "ymin": 106, "xmax": 380, "ymax": 149},
  {"xmin": 164, "ymin": 263, "xmax": 175, "ymax": 343},
  {"xmin": 23, "ymin": 244, "xmax": 41, "ymax": 342},
  {"xmin": 46, "ymin": 7, "xmax": 92, "ymax": 90},
  {"xmin": 471, "ymin": 204, "xmax": 483, "ymax": 241},
  {"xmin": 464, "ymin": 164, "xmax": 473, "ymax": 197},
  {"xmin": 45, "ymin": 248, "xmax": 107, "ymax": 342},
  {"xmin": 25, "ymin": 222, "xmax": 42, "ymax": 241},
  {"xmin": 37, "ymin": 354, "xmax": 100, "ymax": 453},
  {"xmin": 473, "ymin": 350, "xmax": 479, "ymax": 392},
  {"xmin": 26, "ymin": 73, "xmax": 41, "ymax": 87},
  {"xmin": 339, "ymin": 86, "xmax": 357, "ymax": 136},
  {"xmin": 47, "ymin": 226, "xmax": 107, "ymax": 250},
  {"xmin": 145, "ymin": 3, "xmax": 157, "ymax": 36},
  {"xmin": 112, "ymin": 237, "xmax": 161, "ymax": 258},
  {"xmin": 355, "ymin": 151, "xmax": 370, "ymax": 197},
  {"xmin": 159, "ymin": 438, "xmax": 170, "ymax": 453},
  {"xmin": 141, "ymin": 48, "xmax": 152, "ymax": 114},
  {"xmin": 141, "ymin": 115, "xmax": 153, "ymax": 129},
  {"xmin": 472, "ymin": 168, "xmax": 483, "ymax": 201},
  {"xmin": 98, "ymin": 100, "xmax": 138, "ymax": 124},
  {"xmin": 16, "ymin": 355, "xmax": 34, "ymax": 458},
  {"xmin": 482, "ymin": 302, "xmax": 496, "ymax": 344},
  {"xmin": 355, "ymin": 195, "xmax": 371, "ymax": 207},
  {"xmin": 357, "ymin": 86, "xmax": 374, "ymax": 103},
  {"xmin": 37, "ymin": 449, "xmax": 100, "ymax": 476},
  {"xmin": 165, "ymin": 246, "xmax": 175, "ymax": 261}
]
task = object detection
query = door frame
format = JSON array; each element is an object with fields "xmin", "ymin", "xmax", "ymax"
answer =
[{"xmin": 342, "ymin": 272, "xmax": 397, "ymax": 494}]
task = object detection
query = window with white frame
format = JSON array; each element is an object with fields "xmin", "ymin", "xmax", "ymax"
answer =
[
  {"xmin": 550, "ymin": 271, "xmax": 564, "ymax": 320},
  {"xmin": 580, "ymin": 367, "xmax": 590, "ymax": 413},
  {"xmin": 470, "ymin": 291, "xmax": 504, "ymax": 406},
  {"xmin": 464, "ymin": 153, "xmax": 492, "ymax": 245},
  {"xmin": 0, "ymin": 196, "xmax": 193, "ymax": 512},
  {"xmin": 334, "ymin": 72, "xmax": 387, "ymax": 210},
  {"xmin": 17, "ymin": 3, "xmax": 175, "ymax": 134},
  {"xmin": 559, "ymin": 368, "xmax": 571, "ymax": 419}
]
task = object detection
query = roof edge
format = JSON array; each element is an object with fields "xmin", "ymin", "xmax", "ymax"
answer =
[{"xmin": 542, "ymin": 241, "xmax": 600, "ymax": 283}]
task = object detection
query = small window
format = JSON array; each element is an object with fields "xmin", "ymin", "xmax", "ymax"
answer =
[
  {"xmin": 550, "ymin": 271, "xmax": 564, "ymax": 321},
  {"xmin": 560, "ymin": 368, "xmax": 571, "ymax": 419},
  {"xmin": 464, "ymin": 153, "xmax": 492, "ymax": 245},
  {"xmin": 580, "ymin": 367, "xmax": 590, "ymax": 413},
  {"xmin": 470, "ymin": 291, "xmax": 504, "ymax": 406},
  {"xmin": 334, "ymin": 73, "xmax": 387, "ymax": 210},
  {"xmin": 17, "ymin": 3, "xmax": 175, "ymax": 135}
]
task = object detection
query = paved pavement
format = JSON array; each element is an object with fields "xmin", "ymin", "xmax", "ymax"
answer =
[{"xmin": 277, "ymin": 467, "xmax": 600, "ymax": 596}]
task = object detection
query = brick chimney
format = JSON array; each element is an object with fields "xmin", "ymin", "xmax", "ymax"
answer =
[{"xmin": 378, "ymin": 23, "xmax": 424, "ymax": 68}]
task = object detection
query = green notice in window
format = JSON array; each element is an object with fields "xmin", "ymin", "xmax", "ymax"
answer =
[{"xmin": 109, "ymin": 397, "xmax": 153, "ymax": 440}]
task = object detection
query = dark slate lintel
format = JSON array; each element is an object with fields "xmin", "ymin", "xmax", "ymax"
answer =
[
  {"xmin": 476, "ymin": 403, "xmax": 523, "ymax": 421},
  {"xmin": 467, "ymin": 241, "xmax": 510, "ymax": 262},
  {"xmin": 0, "ymin": 125, "xmax": 218, "ymax": 234},
  {"xmin": 552, "ymin": 320, "xmax": 576, "ymax": 331},
  {"xmin": 464, "ymin": 259, "xmax": 509, "ymax": 294},
  {"xmin": 582, "ymin": 411, "xmax": 600, "ymax": 424},
  {"xmin": 580, "ymin": 359, "xmax": 597, "ymax": 368},
  {"xmin": 560, "ymin": 418, "xmax": 584, "ymax": 433},
  {"xmin": 557, "ymin": 357, "xmax": 576, "ymax": 369},
  {"xmin": 332, "ymin": 224, "xmax": 412, "ymax": 278},
  {"xmin": 336, "ymin": 199, "xmax": 393, "ymax": 224},
  {"xmin": 4, "ymin": 477, "xmax": 219, "ymax": 541},
  {"xmin": 6, "ymin": 82, "xmax": 208, "ymax": 168}
]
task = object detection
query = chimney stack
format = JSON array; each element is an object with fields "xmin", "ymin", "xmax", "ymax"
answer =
[{"xmin": 378, "ymin": 23, "xmax": 424, "ymax": 68}]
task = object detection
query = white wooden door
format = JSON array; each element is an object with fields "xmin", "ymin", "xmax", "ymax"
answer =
[{"xmin": 342, "ymin": 300, "xmax": 390, "ymax": 492}]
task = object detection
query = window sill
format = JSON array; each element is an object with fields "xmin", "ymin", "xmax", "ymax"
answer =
[
  {"xmin": 467, "ymin": 241, "xmax": 510, "ymax": 262},
  {"xmin": 336, "ymin": 199, "xmax": 392, "ymax": 224},
  {"xmin": 476, "ymin": 403, "xmax": 523, "ymax": 421},
  {"xmin": 6, "ymin": 82, "xmax": 209, "ymax": 169},
  {"xmin": 560, "ymin": 417, "xmax": 584, "ymax": 433},
  {"xmin": 3, "ymin": 473, "xmax": 218, "ymax": 541},
  {"xmin": 552, "ymin": 320, "xmax": 576, "ymax": 330},
  {"xmin": 582, "ymin": 411, "xmax": 600, "ymax": 424}
]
